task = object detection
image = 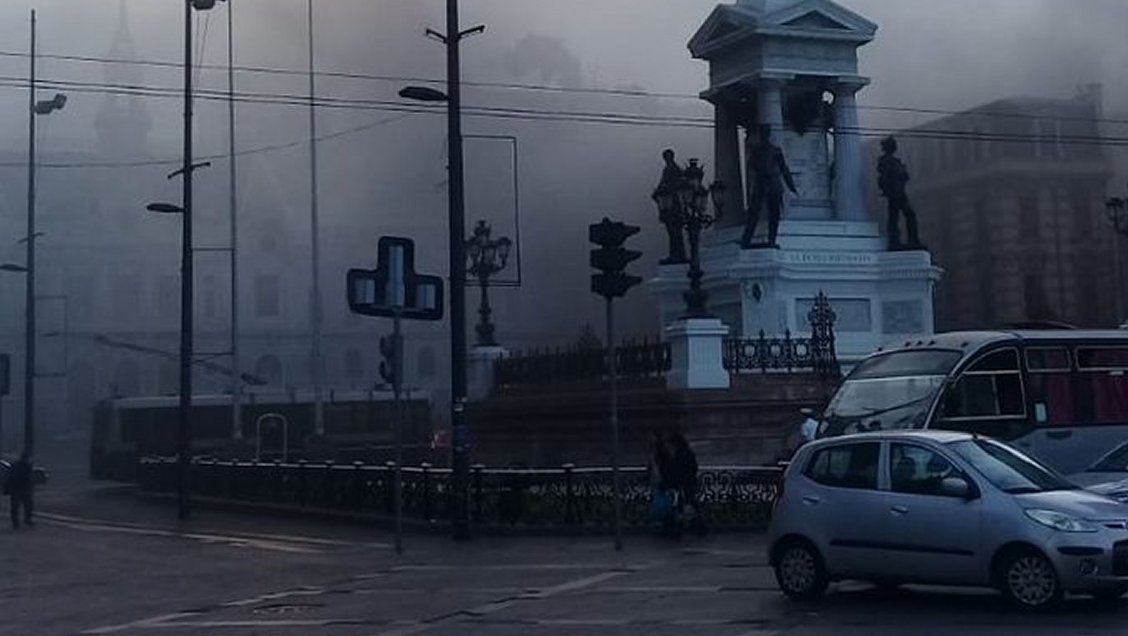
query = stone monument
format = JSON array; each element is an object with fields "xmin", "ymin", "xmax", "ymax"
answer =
[{"xmin": 652, "ymin": 0, "xmax": 941, "ymax": 365}]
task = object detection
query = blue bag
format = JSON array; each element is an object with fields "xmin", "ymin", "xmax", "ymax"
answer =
[{"xmin": 652, "ymin": 489, "xmax": 675, "ymax": 522}]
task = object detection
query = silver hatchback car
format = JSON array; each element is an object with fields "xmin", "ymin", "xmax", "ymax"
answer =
[{"xmin": 769, "ymin": 430, "xmax": 1128, "ymax": 609}]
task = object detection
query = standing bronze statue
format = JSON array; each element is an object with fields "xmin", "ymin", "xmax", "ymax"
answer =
[
  {"xmin": 653, "ymin": 148, "xmax": 689, "ymax": 264},
  {"xmin": 877, "ymin": 136, "xmax": 923, "ymax": 250},
  {"xmin": 743, "ymin": 124, "xmax": 798, "ymax": 249}
]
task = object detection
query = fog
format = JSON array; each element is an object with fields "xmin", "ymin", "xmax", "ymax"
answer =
[{"xmin": 0, "ymin": 0, "xmax": 1126, "ymax": 439}]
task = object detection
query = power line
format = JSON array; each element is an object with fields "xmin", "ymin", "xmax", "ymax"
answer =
[{"xmin": 4, "ymin": 48, "xmax": 1128, "ymax": 128}]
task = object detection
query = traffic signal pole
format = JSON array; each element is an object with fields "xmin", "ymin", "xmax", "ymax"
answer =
[
  {"xmin": 589, "ymin": 217, "xmax": 642, "ymax": 552},
  {"xmin": 380, "ymin": 316, "xmax": 405, "ymax": 555},
  {"xmin": 606, "ymin": 297, "xmax": 622, "ymax": 552}
]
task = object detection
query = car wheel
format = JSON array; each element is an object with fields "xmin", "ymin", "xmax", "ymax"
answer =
[
  {"xmin": 999, "ymin": 548, "xmax": 1062, "ymax": 610},
  {"xmin": 774, "ymin": 540, "xmax": 828, "ymax": 600}
]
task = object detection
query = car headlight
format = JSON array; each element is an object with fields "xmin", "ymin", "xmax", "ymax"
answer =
[{"xmin": 1025, "ymin": 509, "xmax": 1099, "ymax": 533}]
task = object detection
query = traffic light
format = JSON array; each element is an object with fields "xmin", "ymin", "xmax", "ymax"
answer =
[
  {"xmin": 379, "ymin": 335, "xmax": 398, "ymax": 387},
  {"xmin": 590, "ymin": 218, "xmax": 643, "ymax": 300}
]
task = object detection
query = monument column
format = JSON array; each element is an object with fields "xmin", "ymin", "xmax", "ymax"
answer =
[
  {"xmin": 756, "ymin": 76, "xmax": 787, "ymax": 136},
  {"xmin": 833, "ymin": 78, "xmax": 869, "ymax": 221},
  {"xmin": 715, "ymin": 102, "xmax": 744, "ymax": 222}
]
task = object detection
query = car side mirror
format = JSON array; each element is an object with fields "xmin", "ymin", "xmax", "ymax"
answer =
[{"xmin": 941, "ymin": 476, "xmax": 975, "ymax": 500}]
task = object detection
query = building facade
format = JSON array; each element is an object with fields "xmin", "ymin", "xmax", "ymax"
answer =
[{"xmin": 870, "ymin": 85, "xmax": 1118, "ymax": 331}]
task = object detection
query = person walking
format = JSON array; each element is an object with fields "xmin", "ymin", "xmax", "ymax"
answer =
[
  {"xmin": 648, "ymin": 432, "xmax": 677, "ymax": 536},
  {"xmin": 800, "ymin": 408, "xmax": 820, "ymax": 443},
  {"xmin": 669, "ymin": 433, "xmax": 707, "ymax": 537},
  {"xmin": 8, "ymin": 452, "xmax": 33, "ymax": 529}
]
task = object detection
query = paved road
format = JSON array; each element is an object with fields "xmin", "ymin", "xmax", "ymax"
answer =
[{"xmin": 3, "ymin": 467, "xmax": 1126, "ymax": 635}]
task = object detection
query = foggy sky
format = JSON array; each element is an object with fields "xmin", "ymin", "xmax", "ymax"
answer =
[{"xmin": 1, "ymin": 0, "xmax": 1127, "ymax": 347}]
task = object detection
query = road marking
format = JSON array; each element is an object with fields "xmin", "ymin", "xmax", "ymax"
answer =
[
  {"xmin": 83, "ymin": 612, "xmax": 202, "ymax": 634},
  {"xmin": 598, "ymin": 585, "xmax": 723, "ymax": 593},
  {"xmin": 39, "ymin": 511, "xmax": 391, "ymax": 550},
  {"xmin": 390, "ymin": 563, "xmax": 620, "ymax": 572},
  {"xmin": 518, "ymin": 571, "xmax": 628, "ymax": 599},
  {"xmin": 42, "ymin": 518, "xmax": 321, "ymax": 554},
  {"xmin": 220, "ymin": 587, "xmax": 327, "ymax": 608}
]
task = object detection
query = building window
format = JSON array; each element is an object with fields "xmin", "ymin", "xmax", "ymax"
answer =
[
  {"xmin": 203, "ymin": 275, "xmax": 217, "ymax": 321},
  {"xmin": 253, "ymin": 355, "xmax": 283, "ymax": 385},
  {"xmin": 255, "ymin": 275, "xmax": 280, "ymax": 318},
  {"xmin": 112, "ymin": 359, "xmax": 141, "ymax": 397},
  {"xmin": 1036, "ymin": 119, "xmax": 1062, "ymax": 159},
  {"xmin": 157, "ymin": 275, "xmax": 178, "ymax": 321}
]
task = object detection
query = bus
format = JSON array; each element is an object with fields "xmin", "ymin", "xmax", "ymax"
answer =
[
  {"xmin": 818, "ymin": 330, "xmax": 1128, "ymax": 473},
  {"xmin": 91, "ymin": 389, "xmax": 433, "ymax": 481}
]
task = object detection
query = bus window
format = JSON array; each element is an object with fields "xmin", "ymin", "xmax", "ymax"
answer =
[
  {"xmin": 1026, "ymin": 347, "xmax": 1071, "ymax": 372},
  {"xmin": 941, "ymin": 348, "xmax": 1025, "ymax": 421},
  {"xmin": 1076, "ymin": 347, "xmax": 1128, "ymax": 424}
]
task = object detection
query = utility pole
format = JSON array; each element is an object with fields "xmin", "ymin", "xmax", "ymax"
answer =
[
  {"xmin": 308, "ymin": 0, "xmax": 325, "ymax": 438},
  {"xmin": 24, "ymin": 10, "xmax": 37, "ymax": 459},
  {"xmin": 178, "ymin": 0, "xmax": 197, "ymax": 521},
  {"xmin": 446, "ymin": 0, "xmax": 471, "ymax": 541},
  {"xmin": 227, "ymin": 0, "xmax": 241, "ymax": 441}
]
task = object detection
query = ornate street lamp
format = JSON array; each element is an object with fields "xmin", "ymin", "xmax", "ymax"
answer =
[
  {"xmin": 664, "ymin": 158, "xmax": 725, "ymax": 318},
  {"xmin": 466, "ymin": 220, "xmax": 512, "ymax": 347},
  {"xmin": 1105, "ymin": 194, "xmax": 1128, "ymax": 323}
]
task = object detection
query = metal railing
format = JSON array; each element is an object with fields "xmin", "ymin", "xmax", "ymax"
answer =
[
  {"xmin": 494, "ymin": 338, "xmax": 670, "ymax": 389},
  {"xmin": 138, "ymin": 457, "xmax": 782, "ymax": 531}
]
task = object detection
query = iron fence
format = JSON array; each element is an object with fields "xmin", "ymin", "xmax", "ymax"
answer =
[
  {"xmin": 138, "ymin": 457, "xmax": 782, "ymax": 532},
  {"xmin": 494, "ymin": 338, "xmax": 670, "ymax": 389}
]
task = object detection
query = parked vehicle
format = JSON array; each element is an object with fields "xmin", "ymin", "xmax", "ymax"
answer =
[
  {"xmin": 769, "ymin": 430, "xmax": 1128, "ymax": 609},
  {"xmin": 819, "ymin": 330, "xmax": 1128, "ymax": 474},
  {"xmin": 1069, "ymin": 440, "xmax": 1128, "ymax": 504}
]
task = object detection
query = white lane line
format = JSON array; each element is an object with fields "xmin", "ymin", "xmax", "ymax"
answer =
[
  {"xmin": 39, "ymin": 511, "xmax": 391, "ymax": 549},
  {"xmin": 220, "ymin": 587, "xmax": 326, "ymax": 608},
  {"xmin": 518, "ymin": 571, "xmax": 628, "ymax": 600},
  {"xmin": 390, "ymin": 563, "xmax": 616, "ymax": 572},
  {"xmin": 82, "ymin": 612, "xmax": 202, "ymax": 634},
  {"xmin": 42, "ymin": 519, "xmax": 321, "ymax": 554},
  {"xmin": 598, "ymin": 585, "xmax": 723, "ymax": 593}
]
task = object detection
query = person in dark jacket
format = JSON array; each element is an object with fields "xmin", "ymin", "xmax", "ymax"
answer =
[
  {"xmin": 8, "ymin": 452, "xmax": 33, "ymax": 528},
  {"xmin": 669, "ymin": 433, "xmax": 707, "ymax": 535}
]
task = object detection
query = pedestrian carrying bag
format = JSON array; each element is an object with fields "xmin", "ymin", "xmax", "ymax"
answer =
[{"xmin": 652, "ymin": 489, "xmax": 675, "ymax": 522}]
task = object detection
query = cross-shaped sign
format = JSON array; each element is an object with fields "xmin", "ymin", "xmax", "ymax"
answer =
[{"xmin": 347, "ymin": 237, "xmax": 444, "ymax": 321}]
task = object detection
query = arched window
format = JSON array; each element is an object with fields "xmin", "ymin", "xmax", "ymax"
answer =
[
  {"xmin": 417, "ymin": 346, "xmax": 437, "ymax": 380},
  {"xmin": 253, "ymin": 355, "xmax": 283, "ymax": 386},
  {"xmin": 158, "ymin": 360, "xmax": 178, "ymax": 395},
  {"xmin": 344, "ymin": 349, "xmax": 364, "ymax": 387}
]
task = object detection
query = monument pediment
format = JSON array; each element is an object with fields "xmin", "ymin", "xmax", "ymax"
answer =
[
  {"xmin": 688, "ymin": 5, "xmax": 760, "ymax": 58},
  {"xmin": 762, "ymin": 0, "xmax": 877, "ymax": 39},
  {"xmin": 691, "ymin": 1, "xmax": 876, "ymax": 58}
]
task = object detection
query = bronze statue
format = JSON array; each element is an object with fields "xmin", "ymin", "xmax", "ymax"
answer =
[
  {"xmin": 743, "ymin": 124, "xmax": 798, "ymax": 249},
  {"xmin": 877, "ymin": 136, "xmax": 923, "ymax": 250},
  {"xmin": 653, "ymin": 148, "xmax": 688, "ymax": 264}
]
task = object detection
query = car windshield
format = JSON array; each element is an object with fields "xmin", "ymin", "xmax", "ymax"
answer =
[
  {"xmin": 819, "ymin": 350, "xmax": 960, "ymax": 437},
  {"xmin": 1090, "ymin": 442, "xmax": 1128, "ymax": 472},
  {"xmin": 949, "ymin": 438, "xmax": 1076, "ymax": 493}
]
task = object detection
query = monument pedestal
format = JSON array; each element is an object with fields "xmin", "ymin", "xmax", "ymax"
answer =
[
  {"xmin": 653, "ymin": 221, "xmax": 941, "ymax": 365},
  {"xmin": 468, "ymin": 346, "xmax": 508, "ymax": 401},
  {"xmin": 666, "ymin": 318, "xmax": 732, "ymax": 390}
]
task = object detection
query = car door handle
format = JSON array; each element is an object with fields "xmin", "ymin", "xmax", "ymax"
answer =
[
  {"xmin": 890, "ymin": 505, "xmax": 909, "ymax": 515},
  {"xmin": 802, "ymin": 496, "xmax": 820, "ymax": 506}
]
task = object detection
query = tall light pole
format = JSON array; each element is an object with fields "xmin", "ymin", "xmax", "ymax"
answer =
[
  {"xmin": 308, "ymin": 0, "xmax": 325, "ymax": 438},
  {"xmin": 400, "ymin": 0, "xmax": 484, "ymax": 541},
  {"xmin": 170, "ymin": 0, "xmax": 223, "ymax": 521},
  {"xmin": 1105, "ymin": 194, "xmax": 1128, "ymax": 324},
  {"xmin": 24, "ymin": 11, "xmax": 66, "ymax": 459}
]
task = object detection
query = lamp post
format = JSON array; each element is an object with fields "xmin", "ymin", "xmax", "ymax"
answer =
[
  {"xmin": 1105, "ymin": 195, "xmax": 1128, "ymax": 324},
  {"xmin": 398, "ymin": 0, "xmax": 484, "ymax": 541},
  {"xmin": 653, "ymin": 159, "xmax": 725, "ymax": 318},
  {"xmin": 24, "ymin": 10, "xmax": 67, "ymax": 459},
  {"xmin": 466, "ymin": 221, "xmax": 511, "ymax": 347}
]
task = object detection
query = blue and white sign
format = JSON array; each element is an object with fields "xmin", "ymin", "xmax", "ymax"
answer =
[{"xmin": 347, "ymin": 237, "xmax": 444, "ymax": 321}]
